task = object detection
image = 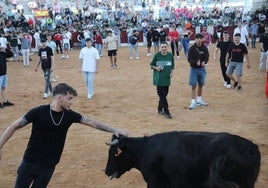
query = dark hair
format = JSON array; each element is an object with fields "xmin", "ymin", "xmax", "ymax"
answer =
[
  {"xmin": 195, "ymin": 33, "xmax": 204, "ymax": 38},
  {"xmin": 223, "ymin": 31, "xmax": 229, "ymax": 35},
  {"xmin": 52, "ymin": 83, "xmax": 77, "ymax": 97},
  {"xmin": 234, "ymin": 33, "xmax": 241, "ymax": 37},
  {"xmin": 160, "ymin": 41, "xmax": 168, "ymax": 46}
]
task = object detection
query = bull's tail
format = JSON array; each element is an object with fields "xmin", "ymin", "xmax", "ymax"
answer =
[
  {"xmin": 209, "ymin": 144, "xmax": 260, "ymax": 188},
  {"xmin": 209, "ymin": 156, "xmax": 240, "ymax": 188}
]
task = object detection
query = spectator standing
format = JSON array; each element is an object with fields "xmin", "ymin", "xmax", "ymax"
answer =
[
  {"xmin": 33, "ymin": 29, "xmax": 41, "ymax": 51},
  {"xmin": 168, "ymin": 26, "xmax": 180, "ymax": 59},
  {"xmin": 259, "ymin": 25, "xmax": 268, "ymax": 71},
  {"xmin": 181, "ymin": 26, "xmax": 193, "ymax": 58},
  {"xmin": 207, "ymin": 22, "xmax": 214, "ymax": 43},
  {"xmin": 104, "ymin": 30, "xmax": 118, "ymax": 69},
  {"xmin": 93, "ymin": 31, "xmax": 103, "ymax": 57},
  {"xmin": 79, "ymin": 38, "xmax": 100, "ymax": 100},
  {"xmin": 249, "ymin": 21, "xmax": 259, "ymax": 48},
  {"xmin": 53, "ymin": 31, "xmax": 63, "ymax": 58},
  {"xmin": 0, "ymin": 83, "xmax": 127, "ymax": 187},
  {"xmin": 0, "ymin": 46, "xmax": 14, "ymax": 108},
  {"xmin": 201, "ymin": 26, "xmax": 212, "ymax": 48},
  {"xmin": 152, "ymin": 26, "xmax": 160, "ymax": 52},
  {"xmin": 62, "ymin": 30, "xmax": 71, "ymax": 59},
  {"xmin": 9, "ymin": 32, "xmax": 20, "ymax": 62},
  {"xmin": 19, "ymin": 33, "xmax": 31, "ymax": 67},
  {"xmin": 233, "ymin": 21, "xmax": 249, "ymax": 46},
  {"xmin": 129, "ymin": 30, "xmax": 140, "ymax": 60},
  {"xmin": 150, "ymin": 41, "xmax": 174, "ymax": 119},
  {"xmin": 35, "ymin": 38, "xmax": 54, "ymax": 99},
  {"xmin": 76, "ymin": 30, "xmax": 86, "ymax": 48},
  {"xmin": 258, "ymin": 22, "xmax": 265, "ymax": 42},
  {"xmin": 145, "ymin": 26, "xmax": 153, "ymax": 56},
  {"xmin": 216, "ymin": 23, "xmax": 223, "ymax": 43},
  {"xmin": 46, "ymin": 34, "xmax": 57, "ymax": 82},
  {"xmin": 225, "ymin": 33, "xmax": 250, "ymax": 91},
  {"xmin": 187, "ymin": 33, "xmax": 209, "ymax": 110},
  {"xmin": 159, "ymin": 26, "xmax": 167, "ymax": 42},
  {"xmin": 214, "ymin": 31, "xmax": 233, "ymax": 89}
]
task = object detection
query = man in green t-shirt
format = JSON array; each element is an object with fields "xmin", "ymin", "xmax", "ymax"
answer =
[{"xmin": 150, "ymin": 41, "xmax": 174, "ymax": 119}]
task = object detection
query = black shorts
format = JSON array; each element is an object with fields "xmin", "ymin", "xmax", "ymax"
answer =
[
  {"xmin": 108, "ymin": 50, "xmax": 117, "ymax": 57},
  {"xmin": 147, "ymin": 41, "xmax": 152, "ymax": 48}
]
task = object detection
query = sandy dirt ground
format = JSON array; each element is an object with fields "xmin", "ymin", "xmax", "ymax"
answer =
[{"xmin": 0, "ymin": 42, "xmax": 267, "ymax": 188}]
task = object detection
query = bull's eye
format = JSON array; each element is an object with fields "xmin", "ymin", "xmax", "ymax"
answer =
[{"xmin": 115, "ymin": 148, "xmax": 122, "ymax": 157}]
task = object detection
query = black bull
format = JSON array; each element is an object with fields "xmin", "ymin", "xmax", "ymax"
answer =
[{"xmin": 105, "ymin": 131, "xmax": 260, "ymax": 188}]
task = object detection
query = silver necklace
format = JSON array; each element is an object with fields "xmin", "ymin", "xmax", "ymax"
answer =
[{"xmin": 49, "ymin": 106, "xmax": 65, "ymax": 126}]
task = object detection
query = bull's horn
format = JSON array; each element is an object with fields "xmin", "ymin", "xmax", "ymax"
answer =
[{"xmin": 105, "ymin": 139, "xmax": 119, "ymax": 146}]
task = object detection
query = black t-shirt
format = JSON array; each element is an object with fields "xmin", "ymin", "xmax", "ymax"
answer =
[
  {"xmin": 260, "ymin": 33, "xmax": 268, "ymax": 51},
  {"xmin": 152, "ymin": 30, "xmax": 160, "ymax": 42},
  {"xmin": 38, "ymin": 46, "xmax": 53, "ymax": 70},
  {"xmin": 228, "ymin": 43, "xmax": 248, "ymax": 63},
  {"xmin": 216, "ymin": 40, "xmax": 233, "ymax": 63},
  {"xmin": 0, "ymin": 49, "xmax": 14, "ymax": 76},
  {"xmin": 159, "ymin": 30, "xmax": 167, "ymax": 42},
  {"xmin": 130, "ymin": 34, "xmax": 139, "ymax": 45},
  {"xmin": 23, "ymin": 105, "xmax": 82, "ymax": 167}
]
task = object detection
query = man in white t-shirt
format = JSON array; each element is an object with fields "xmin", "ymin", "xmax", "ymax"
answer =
[
  {"xmin": 79, "ymin": 38, "xmax": 100, "ymax": 100},
  {"xmin": 33, "ymin": 29, "xmax": 41, "ymax": 51},
  {"xmin": 233, "ymin": 21, "xmax": 249, "ymax": 46}
]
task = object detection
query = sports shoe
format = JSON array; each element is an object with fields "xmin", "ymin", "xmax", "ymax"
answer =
[
  {"xmin": 66, "ymin": 55, "xmax": 69, "ymax": 59},
  {"xmin": 130, "ymin": 57, "xmax": 133, "ymax": 60},
  {"xmin": 113, "ymin": 64, "xmax": 118, "ymax": 69},
  {"xmin": 233, "ymin": 81, "xmax": 238, "ymax": 88},
  {"xmin": 196, "ymin": 100, "xmax": 208, "ymax": 106},
  {"xmin": 237, "ymin": 86, "xmax": 242, "ymax": 91},
  {"xmin": 158, "ymin": 109, "xmax": 164, "ymax": 115},
  {"xmin": 163, "ymin": 109, "xmax": 172, "ymax": 119},
  {"xmin": 226, "ymin": 84, "xmax": 232, "ymax": 89},
  {"xmin": 0, "ymin": 103, "xmax": 3, "ymax": 108},
  {"xmin": 164, "ymin": 113, "xmax": 172, "ymax": 119},
  {"xmin": 87, "ymin": 94, "xmax": 92, "ymax": 100},
  {"xmin": 60, "ymin": 55, "xmax": 65, "ymax": 59},
  {"xmin": 43, "ymin": 93, "xmax": 49, "ymax": 99},
  {"xmin": 136, "ymin": 57, "xmax": 140, "ymax": 60},
  {"xmin": 224, "ymin": 82, "xmax": 227, "ymax": 87},
  {"xmin": 48, "ymin": 92, "xmax": 53, "ymax": 97},
  {"xmin": 51, "ymin": 78, "xmax": 57, "ymax": 82},
  {"xmin": 3, "ymin": 101, "xmax": 14, "ymax": 106},
  {"xmin": 189, "ymin": 103, "xmax": 197, "ymax": 110}
]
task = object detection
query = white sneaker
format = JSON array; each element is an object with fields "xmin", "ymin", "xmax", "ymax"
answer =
[
  {"xmin": 60, "ymin": 55, "xmax": 65, "ymax": 59},
  {"xmin": 130, "ymin": 57, "xmax": 133, "ymax": 60},
  {"xmin": 66, "ymin": 55, "xmax": 69, "ymax": 59},
  {"xmin": 43, "ymin": 93, "xmax": 49, "ymax": 99},
  {"xmin": 177, "ymin": 56, "xmax": 180, "ymax": 59},
  {"xmin": 147, "ymin": 53, "xmax": 150, "ymax": 56},
  {"xmin": 226, "ymin": 84, "xmax": 232, "ymax": 89},
  {"xmin": 136, "ymin": 57, "xmax": 140, "ymax": 60},
  {"xmin": 196, "ymin": 100, "xmax": 208, "ymax": 106},
  {"xmin": 189, "ymin": 103, "xmax": 197, "ymax": 110},
  {"xmin": 51, "ymin": 78, "xmax": 57, "ymax": 82},
  {"xmin": 48, "ymin": 92, "xmax": 53, "ymax": 97},
  {"xmin": 224, "ymin": 82, "xmax": 227, "ymax": 87},
  {"xmin": 87, "ymin": 94, "xmax": 92, "ymax": 100}
]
